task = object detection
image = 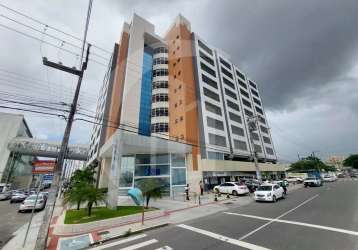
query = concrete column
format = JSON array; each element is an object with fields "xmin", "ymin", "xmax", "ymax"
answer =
[{"xmin": 107, "ymin": 131, "xmax": 123, "ymax": 209}]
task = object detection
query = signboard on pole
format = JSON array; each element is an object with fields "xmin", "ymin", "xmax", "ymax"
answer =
[{"xmin": 32, "ymin": 160, "xmax": 55, "ymax": 174}]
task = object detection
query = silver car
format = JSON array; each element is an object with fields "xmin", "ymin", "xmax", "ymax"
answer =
[{"xmin": 19, "ymin": 194, "xmax": 46, "ymax": 212}]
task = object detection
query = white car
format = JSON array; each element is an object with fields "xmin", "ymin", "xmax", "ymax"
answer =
[
  {"xmin": 19, "ymin": 194, "xmax": 46, "ymax": 212},
  {"xmin": 214, "ymin": 182, "xmax": 250, "ymax": 196},
  {"xmin": 285, "ymin": 176, "xmax": 303, "ymax": 183},
  {"xmin": 254, "ymin": 184, "xmax": 285, "ymax": 202},
  {"xmin": 322, "ymin": 175, "xmax": 337, "ymax": 182}
]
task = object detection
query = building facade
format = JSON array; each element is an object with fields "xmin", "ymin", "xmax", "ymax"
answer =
[
  {"xmin": 88, "ymin": 14, "xmax": 282, "ymax": 203},
  {"xmin": 0, "ymin": 112, "xmax": 34, "ymax": 188}
]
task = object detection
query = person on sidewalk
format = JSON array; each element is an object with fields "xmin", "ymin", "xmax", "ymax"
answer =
[
  {"xmin": 199, "ymin": 181, "xmax": 204, "ymax": 196},
  {"xmin": 185, "ymin": 184, "xmax": 190, "ymax": 200}
]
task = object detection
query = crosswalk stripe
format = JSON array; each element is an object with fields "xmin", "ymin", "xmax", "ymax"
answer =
[
  {"xmin": 155, "ymin": 246, "xmax": 173, "ymax": 250},
  {"xmin": 119, "ymin": 239, "xmax": 158, "ymax": 250},
  {"xmin": 90, "ymin": 234, "xmax": 147, "ymax": 250},
  {"xmin": 224, "ymin": 212, "xmax": 358, "ymax": 236},
  {"xmin": 177, "ymin": 224, "xmax": 271, "ymax": 250}
]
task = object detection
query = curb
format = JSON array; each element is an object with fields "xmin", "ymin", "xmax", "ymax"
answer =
[{"xmin": 89, "ymin": 223, "xmax": 169, "ymax": 246}]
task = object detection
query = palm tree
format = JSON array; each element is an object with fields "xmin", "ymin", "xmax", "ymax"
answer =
[
  {"xmin": 136, "ymin": 178, "xmax": 164, "ymax": 208},
  {"xmin": 70, "ymin": 167, "xmax": 95, "ymax": 185},
  {"xmin": 63, "ymin": 182, "xmax": 87, "ymax": 210},
  {"xmin": 83, "ymin": 186, "xmax": 106, "ymax": 216}
]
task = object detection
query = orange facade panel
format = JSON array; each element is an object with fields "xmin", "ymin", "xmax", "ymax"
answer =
[
  {"xmin": 105, "ymin": 31, "xmax": 129, "ymax": 141},
  {"xmin": 166, "ymin": 24, "xmax": 200, "ymax": 170}
]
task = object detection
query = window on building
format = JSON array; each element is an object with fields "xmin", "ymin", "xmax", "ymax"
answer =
[
  {"xmin": 220, "ymin": 58, "xmax": 231, "ymax": 69},
  {"xmin": 209, "ymin": 133, "xmax": 227, "ymax": 147},
  {"xmin": 236, "ymin": 70, "xmax": 245, "ymax": 80},
  {"xmin": 249, "ymin": 80, "xmax": 257, "ymax": 89},
  {"xmin": 263, "ymin": 136, "xmax": 271, "ymax": 144},
  {"xmin": 180, "ymin": 116, "xmax": 183, "ymax": 121},
  {"xmin": 231, "ymin": 125, "xmax": 245, "ymax": 136},
  {"xmin": 221, "ymin": 67, "xmax": 233, "ymax": 79},
  {"xmin": 255, "ymin": 106, "xmax": 264, "ymax": 115},
  {"xmin": 207, "ymin": 116, "xmax": 224, "ymax": 130},
  {"xmin": 242, "ymin": 99, "xmax": 252, "ymax": 108},
  {"xmin": 178, "ymin": 71, "xmax": 181, "ymax": 76},
  {"xmin": 172, "ymin": 168, "xmax": 186, "ymax": 185},
  {"xmin": 205, "ymin": 102, "xmax": 222, "ymax": 115},
  {"xmin": 244, "ymin": 109, "xmax": 254, "ymax": 117},
  {"xmin": 266, "ymin": 147, "xmax": 274, "ymax": 155},
  {"xmin": 203, "ymin": 87, "xmax": 220, "ymax": 102},
  {"xmin": 260, "ymin": 125, "xmax": 269, "ymax": 134},
  {"xmin": 151, "ymin": 123, "xmax": 169, "ymax": 133},
  {"xmin": 152, "ymin": 81, "xmax": 168, "ymax": 89},
  {"xmin": 259, "ymin": 116, "xmax": 266, "ymax": 124},
  {"xmin": 254, "ymin": 144, "xmax": 262, "ymax": 153},
  {"xmin": 223, "ymin": 77, "xmax": 235, "ymax": 89},
  {"xmin": 253, "ymin": 97, "xmax": 262, "ymax": 106},
  {"xmin": 199, "ymin": 51, "xmax": 214, "ymax": 66},
  {"xmin": 251, "ymin": 89, "xmax": 259, "ymax": 97},
  {"xmin": 238, "ymin": 79, "xmax": 247, "ymax": 89},
  {"xmin": 198, "ymin": 40, "xmax": 213, "ymax": 55},
  {"xmin": 151, "ymin": 107, "xmax": 169, "ymax": 117},
  {"xmin": 207, "ymin": 151, "xmax": 224, "ymax": 160},
  {"xmin": 154, "ymin": 47, "xmax": 168, "ymax": 54},
  {"xmin": 234, "ymin": 139, "xmax": 247, "ymax": 151},
  {"xmin": 240, "ymin": 89, "xmax": 250, "ymax": 99},
  {"xmin": 153, "ymin": 68, "xmax": 168, "ymax": 77},
  {"xmin": 202, "ymin": 74, "xmax": 218, "ymax": 89},
  {"xmin": 224, "ymin": 88, "xmax": 237, "ymax": 100},
  {"xmin": 226, "ymin": 100, "xmax": 240, "ymax": 111},
  {"xmin": 153, "ymin": 57, "xmax": 168, "ymax": 65},
  {"xmin": 200, "ymin": 62, "xmax": 216, "ymax": 77},
  {"xmin": 251, "ymin": 132, "xmax": 259, "ymax": 141},
  {"xmin": 229, "ymin": 112, "xmax": 242, "ymax": 123},
  {"xmin": 152, "ymin": 93, "xmax": 169, "ymax": 103},
  {"xmin": 175, "ymin": 103, "xmax": 177, "ymax": 108}
]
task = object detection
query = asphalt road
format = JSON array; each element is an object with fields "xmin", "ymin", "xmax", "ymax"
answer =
[
  {"xmin": 0, "ymin": 200, "xmax": 32, "ymax": 248},
  {"xmin": 91, "ymin": 179, "xmax": 358, "ymax": 250}
]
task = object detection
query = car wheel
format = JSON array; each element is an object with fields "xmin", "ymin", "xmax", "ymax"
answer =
[
  {"xmin": 214, "ymin": 188, "xmax": 220, "ymax": 194},
  {"xmin": 272, "ymin": 195, "xmax": 277, "ymax": 202},
  {"xmin": 232, "ymin": 190, "xmax": 238, "ymax": 196}
]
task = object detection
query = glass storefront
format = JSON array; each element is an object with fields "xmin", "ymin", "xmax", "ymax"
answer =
[{"xmin": 118, "ymin": 153, "xmax": 187, "ymax": 197}]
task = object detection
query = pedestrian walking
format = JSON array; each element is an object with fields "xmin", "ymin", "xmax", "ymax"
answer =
[
  {"xmin": 185, "ymin": 184, "xmax": 190, "ymax": 200},
  {"xmin": 199, "ymin": 181, "xmax": 204, "ymax": 196}
]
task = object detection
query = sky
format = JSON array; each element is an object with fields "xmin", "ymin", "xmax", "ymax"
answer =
[{"xmin": 0, "ymin": 0, "xmax": 358, "ymax": 162}]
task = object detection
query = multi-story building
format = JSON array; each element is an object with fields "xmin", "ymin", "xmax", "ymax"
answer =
[{"xmin": 88, "ymin": 14, "xmax": 283, "ymax": 206}]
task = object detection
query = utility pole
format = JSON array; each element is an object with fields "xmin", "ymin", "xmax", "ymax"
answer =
[
  {"xmin": 247, "ymin": 116, "xmax": 262, "ymax": 182},
  {"xmin": 35, "ymin": 1, "xmax": 93, "ymax": 248}
]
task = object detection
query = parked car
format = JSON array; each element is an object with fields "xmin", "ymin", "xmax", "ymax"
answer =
[
  {"xmin": 243, "ymin": 179, "xmax": 261, "ymax": 192},
  {"xmin": 322, "ymin": 174, "xmax": 337, "ymax": 182},
  {"xmin": 10, "ymin": 192, "xmax": 27, "ymax": 203},
  {"xmin": 254, "ymin": 184, "xmax": 285, "ymax": 202},
  {"xmin": 19, "ymin": 194, "xmax": 46, "ymax": 212},
  {"xmin": 337, "ymin": 173, "xmax": 345, "ymax": 178},
  {"xmin": 350, "ymin": 173, "xmax": 357, "ymax": 178},
  {"xmin": 285, "ymin": 176, "xmax": 303, "ymax": 183},
  {"xmin": 304, "ymin": 177, "xmax": 323, "ymax": 187},
  {"xmin": 0, "ymin": 192, "xmax": 11, "ymax": 201},
  {"xmin": 213, "ymin": 182, "xmax": 250, "ymax": 196}
]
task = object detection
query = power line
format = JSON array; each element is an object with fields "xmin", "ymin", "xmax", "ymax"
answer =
[
  {"xmin": 0, "ymin": 2, "xmax": 112, "ymax": 55},
  {"xmin": 0, "ymin": 104, "xmax": 67, "ymax": 118}
]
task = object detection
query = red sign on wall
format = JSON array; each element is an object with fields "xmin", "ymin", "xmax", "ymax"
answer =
[{"xmin": 32, "ymin": 160, "xmax": 55, "ymax": 174}]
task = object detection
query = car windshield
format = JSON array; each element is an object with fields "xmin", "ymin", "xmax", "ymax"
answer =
[
  {"xmin": 257, "ymin": 186, "xmax": 272, "ymax": 191},
  {"xmin": 27, "ymin": 195, "xmax": 42, "ymax": 200}
]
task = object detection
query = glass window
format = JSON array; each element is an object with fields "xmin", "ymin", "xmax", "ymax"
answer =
[
  {"xmin": 253, "ymin": 97, "xmax": 261, "ymax": 106},
  {"xmin": 225, "ymin": 88, "xmax": 237, "ymax": 100},
  {"xmin": 263, "ymin": 136, "xmax": 271, "ymax": 144},
  {"xmin": 136, "ymin": 154, "xmax": 169, "ymax": 165},
  {"xmin": 221, "ymin": 67, "xmax": 233, "ymax": 79},
  {"xmin": 172, "ymin": 168, "xmax": 186, "ymax": 185},
  {"xmin": 231, "ymin": 125, "xmax": 245, "ymax": 136},
  {"xmin": 251, "ymin": 132, "xmax": 260, "ymax": 140},
  {"xmin": 226, "ymin": 100, "xmax": 240, "ymax": 111},
  {"xmin": 202, "ymin": 74, "xmax": 217, "ymax": 89},
  {"xmin": 209, "ymin": 133, "xmax": 227, "ymax": 147},
  {"xmin": 234, "ymin": 139, "xmax": 248, "ymax": 150},
  {"xmin": 135, "ymin": 164, "xmax": 169, "ymax": 176},
  {"xmin": 205, "ymin": 102, "xmax": 222, "ymax": 115},
  {"xmin": 203, "ymin": 87, "xmax": 220, "ymax": 102},
  {"xmin": 254, "ymin": 144, "xmax": 263, "ymax": 153},
  {"xmin": 199, "ymin": 51, "xmax": 214, "ymax": 66},
  {"xmin": 171, "ymin": 154, "xmax": 185, "ymax": 167},
  {"xmin": 198, "ymin": 40, "xmax": 213, "ymax": 55},
  {"xmin": 236, "ymin": 70, "xmax": 246, "ymax": 80},
  {"xmin": 151, "ymin": 108, "xmax": 169, "ymax": 117},
  {"xmin": 251, "ymin": 89, "xmax": 259, "ymax": 97},
  {"xmin": 220, "ymin": 58, "xmax": 231, "ymax": 69},
  {"xmin": 240, "ymin": 89, "xmax": 250, "ymax": 99},
  {"xmin": 260, "ymin": 125, "xmax": 269, "ymax": 134},
  {"xmin": 255, "ymin": 106, "xmax": 264, "ymax": 115},
  {"xmin": 119, "ymin": 157, "xmax": 134, "ymax": 187},
  {"xmin": 134, "ymin": 177, "xmax": 170, "ymax": 195},
  {"xmin": 249, "ymin": 80, "xmax": 257, "ymax": 89},
  {"xmin": 242, "ymin": 99, "xmax": 252, "ymax": 108},
  {"xmin": 207, "ymin": 151, "xmax": 224, "ymax": 160},
  {"xmin": 223, "ymin": 77, "xmax": 235, "ymax": 89},
  {"xmin": 244, "ymin": 109, "xmax": 253, "ymax": 117},
  {"xmin": 229, "ymin": 112, "xmax": 242, "ymax": 123},
  {"xmin": 200, "ymin": 62, "xmax": 216, "ymax": 77},
  {"xmin": 259, "ymin": 116, "xmax": 266, "ymax": 124},
  {"xmin": 266, "ymin": 147, "xmax": 274, "ymax": 155},
  {"xmin": 207, "ymin": 116, "xmax": 224, "ymax": 130},
  {"xmin": 152, "ymin": 93, "xmax": 169, "ymax": 103},
  {"xmin": 238, "ymin": 79, "xmax": 247, "ymax": 89}
]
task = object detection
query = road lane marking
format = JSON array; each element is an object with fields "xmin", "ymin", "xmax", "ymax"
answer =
[
  {"xmin": 177, "ymin": 224, "xmax": 271, "ymax": 250},
  {"xmin": 238, "ymin": 194, "xmax": 319, "ymax": 240},
  {"xmin": 90, "ymin": 234, "xmax": 147, "ymax": 250},
  {"xmin": 225, "ymin": 212, "xmax": 358, "ymax": 236},
  {"xmin": 119, "ymin": 239, "xmax": 158, "ymax": 250},
  {"xmin": 155, "ymin": 246, "xmax": 173, "ymax": 250}
]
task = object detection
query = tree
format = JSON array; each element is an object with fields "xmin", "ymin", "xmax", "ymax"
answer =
[
  {"xmin": 136, "ymin": 179, "xmax": 164, "ymax": 208},
  {"xmin": 70, "ymin": 167, "xmax": 95, "ymax": 185},
  {"xmin": 289, "ymin": 156, "xmax": 336, "ymax": 172},
  {"xmin": 63, "ymin": 182, "xmax": 87, "ymax": 210},
  {"xmin": 83, "ymin": 186, "xmax": 106, "ymax": 216},
  {"xmin": 343, "ymin": 154, "xmax": 358, "ymax": 169}
]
